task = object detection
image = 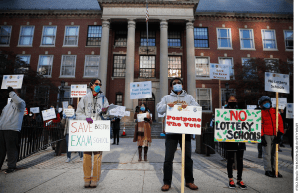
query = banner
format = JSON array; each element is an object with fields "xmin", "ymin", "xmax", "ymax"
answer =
[
  {"xmin": 209, "ymin": 63, "xmax": 230, "ymax": 80},
  {"xmin": 64, "ymin": 109, "xmax": 75, "ymax": 117},
  {"xmin": 214, "ymin": 109, "xmax": 261, "ymax": 143},
  {"xmin": 265, "ymin": 72, "xmax": 289, "ymax": 93},
  {"xmin": 247, "ymin": 105, "xmax": 257, "ymax": 110},
  {"xmin": 68, "ymin": 120, "xmax": 110, "ymax": 151},
  {"xmin": 109, "ymin": 106, "xmax": 126, "ymax": 117},
  {"xmin": 1, "ymin": 75, "xmax": 24, "ymax": 89},
  {"xmin": 71, "ymin": 84, "xmax": 87, "ymax": 98},
  {"xmin": 271, "ymin": 98, "xmax": 287, "ymax": 109},
  {"xmin": 62, "ymin": 101, "xmax": 69, "ymax": 109},
  {"xmin": 165, "ymin": 105, "xmax": 202, "ymax": 135},
  {"xmin": 286, "ymin": 103, "xmax": 294, "ymax": 119},
  {"xmin": 130, "ymin": 81, "xmax": 152, "ymax": 99},
  {"xmin": 30, "ymin": 107, "xmax": 40, "ymax": 114},
  {"xmin": 42, "ymin": 108, "xmax": 56, "ymax": 121}
]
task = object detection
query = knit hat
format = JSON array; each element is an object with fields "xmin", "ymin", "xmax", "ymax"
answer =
[{"xmin": 258, "ymin": 96, "xmax": 272, "ymax": 106}]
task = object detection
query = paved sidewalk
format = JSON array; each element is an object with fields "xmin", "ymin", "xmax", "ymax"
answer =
[{"xmin": 0, "ymin": 138, "xmax": 293, "ymax": 193}]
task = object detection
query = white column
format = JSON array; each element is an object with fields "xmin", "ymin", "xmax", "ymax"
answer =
[
  {"xmin": 186, "ymin": 21, "xmax": 196, "ymax": 98},
  {"xmin": 159, "ymin": 20, "xmax": 168, "ymax": 100},
  {"xmin": 124, "ymin": 19, "xmax": 136, "ymax": 110},
  {"xmin": 99, "ymin": 20, "xmax": 110, "ymax": 94}
]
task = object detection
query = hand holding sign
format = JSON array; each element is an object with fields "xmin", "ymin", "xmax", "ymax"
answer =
[{"xmin": 86, "ymin": 118, "xmax": 93, "ymax": 124}]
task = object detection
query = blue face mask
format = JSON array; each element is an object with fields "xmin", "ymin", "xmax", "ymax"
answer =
[
  {"xmin": 263, "ymin": 102, "xmax": 271, "ymax": 109},
  {"xmin": 94, "ymin": 85, "xmax": 101, "ymax": 93},
  {"xmin": 140, "ymin": 107, "xmax": 145, "ymax": 111},
  {"xmin": 173, "ymin": 84, "xmax": 182, "ymax": 92}
]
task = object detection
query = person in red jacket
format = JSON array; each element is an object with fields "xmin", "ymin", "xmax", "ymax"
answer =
[{"xmin": 259, "ymin": 96, "xmax": 284, "ymax": 178}]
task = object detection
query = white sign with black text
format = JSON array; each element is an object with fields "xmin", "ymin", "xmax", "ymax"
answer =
[
  {"xmin": 209, "ymin": 63, "xmax": 230, "ymax": 80},
  {"xmin": 265, "ymin": 72, "xmax": 289, "ymax": 93},
  {"xmin": 286, "ymin": 103, "xmax": 294, "ymax": 119},
  {"xmin": 42, "ymin": 108, "xmax": 56, "ymax": 121},
  {"xmin": 130, "ymin": 81, "xmax": 152, "ymax": 99},
  {"xmin": 1, "ymin": 75, "xmax": 24, "ymax": 89}
]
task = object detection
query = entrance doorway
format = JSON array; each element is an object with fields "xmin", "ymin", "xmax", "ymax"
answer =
[{"xmin": 138, "ymin": 93, "xmax": 155, "ymax": 122}]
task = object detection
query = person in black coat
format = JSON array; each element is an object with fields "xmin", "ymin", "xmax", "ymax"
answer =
[{"xmin": 112, "ymin": 117, "xmax": 121, "ymax": 145}]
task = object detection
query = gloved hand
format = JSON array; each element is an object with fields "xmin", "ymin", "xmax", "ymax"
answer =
[
  {"xmin": 7, "ymin": 86, "xmax": 14, "ymax": 93},
  {"xmin": 261, "ymin": 136, "xmax": 267, "ymax": 146},
  {"xmin": 86, "ymin": 118, "xmax": 93, "ymax": 124},
  {"xmin": 144, "ymin": 117, "xmax": 150, "ymax": 122},
  {"xmin": 274, "ymin": 132, "xmax": 283, "ymax": 144}
]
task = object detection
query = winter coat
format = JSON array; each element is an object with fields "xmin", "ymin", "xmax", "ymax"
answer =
[
  {"xmin": 112, "ymin": 117, "xmax": 121, "ymax": 131},
  {"xmin": 261, "ymin": 107, "xmax": 284, "ymax": 136},
  {"xmin": 133, "ymin": 111, "xmax": 152, "ymax": 143},
  {"xmin": 0, "ymin": 91, "xmax": 26, "ymax": 132},
  {"xmin": 43, "ymin": 113, "xmax": 61, "ymax": 128}
]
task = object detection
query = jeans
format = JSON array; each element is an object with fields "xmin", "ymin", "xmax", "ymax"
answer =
[
  {"xmin": 0, "ymin": 130, "xmax": 20, "ymax": 169},
  {"xmin": 227, "ymin": 150, "xmax": 244, "ymax": 180},
  {"xmin": 65, "ymin": 134, "xmax": 83, "ymax": 159}
]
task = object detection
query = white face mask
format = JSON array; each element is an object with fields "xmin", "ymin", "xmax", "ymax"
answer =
[{"xmin": 29, "ymin": 113, "xmax": 33, "ymax": 116}]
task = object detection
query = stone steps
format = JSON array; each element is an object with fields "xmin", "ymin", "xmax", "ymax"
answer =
[{"xmin": 119, "ymin": 122, "xmax": 164, "ymax": 138}]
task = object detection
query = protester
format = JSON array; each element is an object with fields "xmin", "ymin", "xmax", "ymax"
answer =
[
  {"xmin": 156, "ymin": 77, "xmax": 199, "ymax": 191},
  {"xmin": 0, "ymin": 87, "xmax": 26, "ymax": 174},
  {"xmin": 259, "ymin": 96, "xmax": 284, "ymax": 178},
  {"xmin": 112, "ymin": 116, "xmax": 121, "ymax": 145},
  {"xmin": 133, "ymin": 103, "xmax": 152, "ymax": 161},
  {"xmin": 43, "ymin": 105, "xmax": 61, "ymax": 150},
  {"xmin": 76, "ymin": 78, "xmax": 109, "ymax": 188},
  {"xmin": 254, "ymin": 106, "xmax": 263, "ymax": 158}
]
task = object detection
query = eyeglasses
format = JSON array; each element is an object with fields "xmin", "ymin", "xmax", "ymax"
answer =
[
  {"xmin": 172, "ymin": 82, "xmax": 182, "ymax": 85},
  {"xmin": 94, "ymin": 83, "xmax": 102, "ymax": 86}
]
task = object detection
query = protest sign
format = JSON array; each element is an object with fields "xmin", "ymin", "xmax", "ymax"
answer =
[
  {"xmin": 130, "ymin": 81, "xmax": 152, "ymax": 99},
  {"xmin": 68, "ymin": 120, "xmax": 110, "ymax": 151},
  {"xmin": 271, "ymin": 98, "xmax": 287, "ymax": 109},
  {"xmin": 1, "ymin": 75, "xmax": 24, "ymax": 89},
  {"xmin": 71, "ymin": 84, "xmax": 87, "ymax": 98},
  {"xmin": 58, "ymin": 108, "xmax": 62, "ymax": 113},
  {"xmin": 158, "ymin": 113, "xmax": 165, "ymax": 117},
  {"xmin": 42, "ymin": 108, "xmax": 56, "ymax": 121},
  {"xmin": 64, "ymin": 109, "xmax": 75, "ymax": 117},
  {"xmin": 286, "ymin": 103, "xmax": 293, "ymax": 119},
  {"xmin": 137, "ymin": 113, "xmax": 147, "ymax": 122},
  {"xmin": 165, "ymin": 105, "xmax": 202, "ymax": 135},
  {"xmin": 265, "ymin": 72, "xmax": 289, "ymax": 93},
  {"xmin": 214, "ymin": 109, "xmax": 261, "ymax": 143},
  {"xmin": 24, "ymin": 108, "xmax": 28, "ymax": 115},
  {"xmin": 109, "ymin": 106, "xmax": 126, "ymax": 117},
  {"xmin": 30, "ymin": 107, "xmax": 40, "ymax": 114},
  {"xmin": 62, "ymin": 101, "xmax": 69, "ymax": 109},
  {"xmin": 209, "ymin": 63, "xmax": 230, "ymax": 80},
  {"xmin": 124, "ymin": 111, "xmax": 130, "ymax": 117},
  {"xmin": 247, "ymin": 105, "xmax": 257, "ymax": 110}
]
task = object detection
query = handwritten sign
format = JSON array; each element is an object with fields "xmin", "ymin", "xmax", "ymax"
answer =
[
  {"xmin": 62, "ymin": 101, "xmax": 69, "ymax": 109},
  {"xmin": 1, "ymin": 75, "xmax": 24, "ymax": 89},
  {"xmin": 214, "ymin": 109, "xmax": 261, "ymax": 143},
  {"xmin": 137, "ymin": 113, "xmax": 147, "ymax": 122},
  {"xmin": 71, "ymin": 84, "xmax": 87, "ymax": 98},
  {"xmin": 64, "ymin": 109, "xmax": 75, "ymax": 117},
  {"xmin": 42, "ymin": 108, "xmax": 56, "ymax": 121},
  {"xmin": 30, "ymin": 107, "xmax": 40, "ymax": 114},
  {"xmin": 265, "ymin": 72, "xmax": 289, "ymax": 93},
  {"xmin": 68, "ymin": 120, "xmax": 110, "ymax": 151},
  {"xmin": 124, "ymin": 111, "xmax": 130, "ymax": 116},
  {"xmin": 247, "ymin": 105, "xmax": 257, "ymax": 110},
  {"xmin": 286, "ymin": 103, "xmax": 293, "ymax": 119},
  {"xmin": 130, "ymin": 81, "xmax": 152, "ymax": 99},
  {"xmin": 271, "ymin": 98, "xmax": 287, "ymax": 109},
  {"xmin": 165, "ymin": 105, "xmax": 202, "ymax": 135},
  {"xmin": 109, "ymin": 106, "xmax": 126, "ymax": 117},
  {"xmin": 209, "ymin": 63, "xmax": 230, "ymax": 80}
]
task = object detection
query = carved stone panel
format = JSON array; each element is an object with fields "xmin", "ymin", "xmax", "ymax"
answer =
[{"xmin": 139, "ymin": 46, "xmax": 156, "ymax": 55}]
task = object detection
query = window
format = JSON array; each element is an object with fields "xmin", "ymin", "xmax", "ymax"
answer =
[
  {"xmin": 217, "ymin": 28, "xmax": 232, "ymax": 48},
  {"xmin": 63, "ymin": 26, "xmax": 79, "ymax": 46},
  {"xmin": 141, "ymin": 31, "xmax": 155, "ymax": 46},
  {"xmin": 0, "ymin": 26, "xmax": 12, "ymax": 46},
  {"xmin": 41, "ymin": 26, "xmax": 56, "ymax": 46},
  {"xmin": 284, "ymin": 30, "xmax": 293, "ymax": 50},
  {"xmin": 196, "ymin": 88, "xmax": 212, "ymax": 111},
  {"xmin": 195, "ymin": 57, "xmax": 209, "ymax": 78},
  {"xmin": 34, "ymin": 86, "xmax": 50, "ymax": 107},
  {"xmin": 194, "ymin": 28, "xmax": 208, "ymax": 48},
  {"xmin": 221, "ymin": 89, "xmax": 236, "ymax": 106},
  {"xmin": 60, "ymin": 55, "xmax": 76, "ymax": 77},
  {"xmin": 114, "ymin": 31, "xmax": 127, "ymax": 46},
  {"xmin": 242, "ymin": 58, "xmax": 256, "ymax": 79},
  {"xmin": 168, "ymin": 56, "xmax": 181, "ymax": 77},
  {"xmin": 239, "ymin": 29, "xmax": 255, "ymax": 49},
  {"xmin": 168, "ymin": 31, "xmax": 181, "ymax": 47},
  {"xmin": 18, "ymin": 26, "xmax": 34, "ymax": 46},
  {"xmin": 219, "ymin": 58, "xmax": 234, "ymax": 78},
  {"xmin": 15, "ymin": 55, "xmax": 30, "ymax": 73},
  {"xmin": 265, "ymin": 59, "xmax": 279, "ymax": 73},
  {"xmin": 37, "ymin": 55, "xmax": 53, "ymax": 77},
  {"xmin": 84, "ymin": 55, "xmax": 100, "ymax": 77},
  {"xmin": 113, "ymin": 55, "xmax": 126, "ymax": 77},
  {"xmin": 58, "ymin": 86, "xmax": 73, "ymax": 106},
  {"xmin": 140, "ymin": 56, "xmax": 155, "ymax": 78},
  {"xmin": 87, "ymin": 26, "xmax": 102, "ymax": 46},
  {"xmin": 262, "ymin": 29, "xmax": 277, "ymax": 50},
  {"xmin": 116, "ymin": 93, "xmax": 123, "ymax": 106}
]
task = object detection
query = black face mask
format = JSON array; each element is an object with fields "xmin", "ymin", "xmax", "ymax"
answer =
[{"xmin": 228, "ymin": 102, "xmax": 237, "ymax": 108}]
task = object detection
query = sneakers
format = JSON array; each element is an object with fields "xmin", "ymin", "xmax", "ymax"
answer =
[
  {"xmin": 84, "ymin": 181, "xmax": 90, "ymax": 188},
  {"xmin": 228, "ymin": 180, "xmax": 236, "ymax": 189},
  {"xmin": 4, "ymin": 168, "xmax": 15, "ymax": 174},
  {"xmin": 237, "ymin": 181, "xmax": 247, "ymax": 189},
  {"xmin": 65, "ymin": 158, "xmax": 71, "ymax": 163},
  {"xmin": 90, "ymin": 181, "xmax": 98, "ymax": 188},
  {"xmin": 80, "ymin": 157, "xmax": 83, "ymax": 161}
]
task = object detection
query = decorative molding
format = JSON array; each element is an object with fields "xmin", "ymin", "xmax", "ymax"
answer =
[
  {"xmin": 247, "ymin": 54, "xmax": 250, "ymax": 57},
  {"xmin": 168, "ymin": 52, "xmax": 182, "ymax": 56},
  {"xmin": 160, "ymin": 20, "xmax": 168, "ymax": 29},
  {"xmin": 186, "ymin": 21, "xmax": 194, "ymax": 29},
  {"xmin": 113, "ymin": 51, "xmax": 126, "ymax": 55},
  {"xmin": 26, "ymin": 22, "xmax": 30, "ymax": 25},
  {"xmin": 22, "ymin": 51, "xmax": 25, "ymax": 54},
  {"xmin": 45, "ymin": 51, "xmax": 48, "ymax": 55},
  {"xmin": 139, "ymin": 46, "xmax": 156, "ymax": 55},
  {"xmin": 68, "ymin": 51, "xmax": 71, "ymax": 55},
  {"xmin": 94, "ymin": 22, "xmax": 97, "ymax": 25},
  {"xmin": 102, "ymin": 20, "xmax": 110, "ymax": 28},
  {"xmin": 0, "ymin": 10, "xmax": 102, "ymax": 18},
  {"xmin": 49, "ymin": 22, "xmax": 52, "ymax": 25},
  {"xmin": 128, "ymin": 20, "xmax": 136, "ymax": 28}
]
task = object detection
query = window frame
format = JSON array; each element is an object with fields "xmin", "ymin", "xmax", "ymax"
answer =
[
  {"xmin": 40, "ymin": 26, "xmax": 57, "ymax": 47},
  {"xmin": 86, "ymin": 25, "xmax": 102, "ymax": 46},
  {"xmin": 194, "ymin": 27, "xmax": 209, "ymax": 48},
  {"xmin": 168, "ymin": 56, "xmax": 182, "ymax": 78},
  {"xmin": 239, "ymin": 28, "xmax": 255, "ymax": 50},
  {"xmin": 216, "ymin": 28, "xmax": 232, "ymax": 49},
  {"xmin": 283, "ymin": 30, "xmax": 293, "ymax": 51},
  {"xmin": 114, "ymin": 30, "xmax": 127, "ymax": 47},
  {"xmin": 140, "ymin": 31, "xmax": 155, "ymax": 46},
  {"xmin": 168, "ymin": 31, "xmax": 181, "ymax": 47},
  {"xmin": 113, "ymin": 55, "xmax": 126, "ymax": 77},
  {"xmin": 261, "ymin": 29, "xmax": 278, "ymax": 51},
  {"xmin": 18, "ymin": 25, "xmax": 35, "ymax": 47},
  {"xmin": 218, "ymin": 57, "xmax": 234, "ymax": 79},
  {"xmin": 37, "ymin": 55, "xmax": 54, "ymax": 78},
  {"xmin": 196, "ymin": 88, "xmax": 212, "ymax": 112},
  {"xmin": 15, "ymin": 54, "xmax": 31, "ymax": 73},
  {"xmin": 60, "ymin": 55, "xmax": 77, "ymax": 78},
  {"xmin": 63, "ymin": 26, "xmax": 80, "ymax": 47},
  {"xmin": 139, "ymin": 55, "xmax": 156, "ymax": 78},
  {"xmin": 0, "ymin": 25, "xmax": 12, "ymax": 47},
  {"xmin": 83, "ymin": 55, "xmax": 100, "ymax": 78},
  {"xmin": 195, "ymin": 56, "xmax": 210, "ymax": 79},
  {"xmin": 264, "ymin": 58, "xmax": 279, "ymax": 73},
  {"xmin": 115, "ymin": 92, "xmax": 123, "ymax": 106}
]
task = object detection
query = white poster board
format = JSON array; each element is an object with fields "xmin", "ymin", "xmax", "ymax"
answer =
[
  {"xmin": 124, "ymin": 111, "xmax": 130, "ymax": 117},
  {"xmin": 68, "ymin": 120, "xmax": 110, "ymax": 151},
  {"xmin": 109, "ymin": 106, "xmax": 126, "ymax": 117},
  {"xmin": 71, "ymin": 84, "xmax": 87, "ymax": 98},
  {"xmin": 130, "ymin": 81, "xmax": 152, "ymax": 99},
  {"xmin": 58, "ymin": 108, "xmax": 62, "ymax": 113},
  {"xmin": 158, "ymin": 113, "xmax": 165, "ymax": 117},
  {"xmin": 62, "ymin": 101, "xmax": 69, "ymax": 109},
  {"xmin": 1, "ymin": 75, "xmax": 24, "ymax": 89},
  {"xmin": 137, "ymin": 113, "xmax": 147, "ymax": 122},
  {"xmin": 30, "ymin": 107, "xmax": 40, "ymax": 114},
  {"xmin": 247, "ymin": 105, "xmax": 257, "ymax": 110},
  {"xmin": 209, "ymin": 63, "xmax": 230, "ymax": 80},
  {"xmin": 64, "ymin": 109, "xmax": 75, "ymax": 117},
  {"xmin": 265, "ymin": 72, "xmax": 289, "ymax": 93},
  {"xmin": 286, "ymin": 103, "xmax": 294, "ymax": 119},
  {"xmin": 271, "ymin": 98, "xmax": 287, "ymax": 109},
  {"xmin": 165, "ymin": 105, "xmax": 202, "ymax": 135},
  {"xmin": 42, "ymin": 108, "xmax": 56, "ymax": 121}
]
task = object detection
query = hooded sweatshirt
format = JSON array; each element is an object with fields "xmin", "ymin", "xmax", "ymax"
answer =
[{"xmin": 0, "ymin": 91, "xmax": 26, "ymax": 131}]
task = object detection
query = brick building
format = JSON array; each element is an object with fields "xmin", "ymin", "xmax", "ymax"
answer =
[{"xmin": 0, "ymin": 0, "xmax": 293, "ymax": 125}]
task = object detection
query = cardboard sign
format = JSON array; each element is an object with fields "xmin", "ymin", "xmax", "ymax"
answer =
[
  {"xmin": 271, "ymin": 98, "xmax": 287, "ymax": 109},
  {"xmin": 209, "ymin": 63, "xmax": 230, "ymax": 80},
  {"xmin": 1, "ymin": 75, "xmax": 24, "ymax": 89},
  {"xmin": 68, "ymin": 120, "xmax": 110, "ymax": 152},
  {"xmin": 265, "ymin": 72, "xmax": 289, "ymax": 93},
  {"xmin": 214, "ymin": 109, "xmax": 261, "ymax": 143},
  {"xmin": 71, "ymin": 84, "xmax": 87, "ymax": 98},
  {"xmin": 286, "ymin": 103, "xmax": 294, "ymax": 119},
  {"xmin": 247, "ymin": 105, "xmax": 257, "ymax": 110},
  {"xmin": 137, "ymin": 113, "xmax": 147, "ymax": 122},
  {"xmin": 165, "ymin": 105, "xmax": 202, "ymax": 135},
  {"xmin": 62, "ymin": 101, "xmax": 69, "ymax": 109},
  {"xmin": 42, "ymin": 108, "xmax": 56, "ymax": 121},
  {"xmin": 109, "ymin": 106, "xmax": 126, "ymax": 117},
  {"xmin": 30, "ymin": 107, "xmax": 40, "ymax": 114},
  {"xmin": 130, "ymin": 81, "xmax": 152, "ymax": 99},
  {"xmin": 64, "ymin": 109, "xmax": 75, "ymax": 117}
]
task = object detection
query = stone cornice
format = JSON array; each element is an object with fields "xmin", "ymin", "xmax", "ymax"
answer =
[{"xmin": 0, "ymin": 10, "xmax": 102, "ymax": 17}]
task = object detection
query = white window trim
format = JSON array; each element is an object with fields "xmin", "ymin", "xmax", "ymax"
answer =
[
  {"xmin": 261, "ymin": 29, "xmax": 278, "ymax": 51},
  {"xmin": 63, "ymin": 26, "xmax": 80, "ymax": 47},
  {"xmin": 218, "ymin": 57, "xmax": 234, "ymax": 80},
  {"xmin": 283, "ymin": 30, "xmax": 293, "ymax": 51},
  {"xmin": 216, "ymin": 28, "xmax": 233, "ymax": 49},
  {"xmin": 16, "ymin": 54, "xmax": 31, "ymax": 64},
  {"xmin": 239, "ymin": 28, "xmax": 256, "ymax": 50},
  {"xmin": 83, "ymin": 55, "xmax": 100, "ymax": 78},
  {"xmin": 196, "ymin": 88, "xmax": 212, "ymax": 113},
  {"xmin": 59, "ymin": 55, "xmax": 77, "ymax": 78},
  {"xmin": 37, "ymin": 55, "xmax": 53, "ymax": 78},
  {"xmin": 40, "ymin": 25, "xmax": 57, "ymax": 47},
  {"xmin": 195, "ymin": 56, "xmax": 212, "ymax": 80},
  {"xmin": 0, "ymin": 25, "xmax": 12, "ymax": 47},
  {"xmin": 18, "ymin": 25, "xmax": 35, "ymax": 47}
]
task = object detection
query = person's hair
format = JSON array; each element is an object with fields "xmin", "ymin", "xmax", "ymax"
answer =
[
  {"xmin": 89, "ymin": 78, "xmax": 102, "ymax": 91},
  {"xmin": 170, "ymin": 77, "xmax": 183, "ymax": 87},
  {"xmin": 68, "ymin": 104, "xmax": 74, "ymax": 108},
  {"xmin": 226, "ymin": 94, "xmax": 237, "ymax": 103}
]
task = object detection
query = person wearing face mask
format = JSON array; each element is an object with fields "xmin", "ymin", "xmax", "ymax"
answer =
[
  {"xmin": 133, "ymin": 103, "xmax": 152, "ymax": 162},
  {"xmin": 76, "ymin": 79, "xmax": 109, "ymax": 188},
  {"xmin": 259, "ymin": 96, "xmax": 284, "ymax": 178},
  {"xmin": 156, "ymin": 77, "xmax": 200, "ymax": 191}
]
